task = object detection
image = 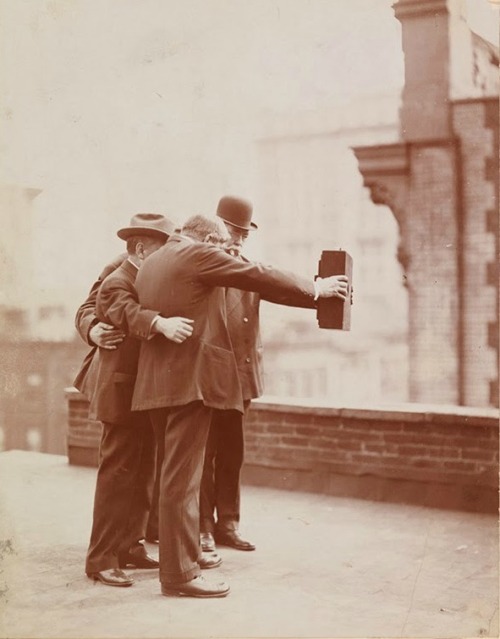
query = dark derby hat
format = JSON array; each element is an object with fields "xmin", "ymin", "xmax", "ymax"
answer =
[
  {"xmin": 117, "ymin": 213, "xmax": 176, "ymax": 241},
  {"xmin": 216, "ymin": 196, "xmax": 257, "ymax": 231}
]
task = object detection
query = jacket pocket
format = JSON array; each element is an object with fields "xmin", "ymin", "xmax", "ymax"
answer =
[
  {"xmin": 199, "ymin": 342, "xmax": 241, "ymax": 405},
  {"xmin": 110, "ymin": 372, "xmax": 135, "ymax": 421}
]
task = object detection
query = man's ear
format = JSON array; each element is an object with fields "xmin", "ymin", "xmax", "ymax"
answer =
[{"xmin": 136, "ymin": 241, "xmax": 146, "ymax": 260}]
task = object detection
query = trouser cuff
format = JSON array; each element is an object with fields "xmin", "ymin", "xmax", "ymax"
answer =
[
  {"xmin": 160, "ymin": 565, "xmax": 200, "ymax": 586},
  {"xmin": 215, "ymin": 519, "xmax": 238, "ymax": 532}
]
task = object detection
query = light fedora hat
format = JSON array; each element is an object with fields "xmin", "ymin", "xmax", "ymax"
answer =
[
  {"xmin": 216, "ymin": 196, "xmax": 257, "ymax": 231},
  {"xmin": 117, "ymin": 213, "xmax": 176, "ymax": 241}
]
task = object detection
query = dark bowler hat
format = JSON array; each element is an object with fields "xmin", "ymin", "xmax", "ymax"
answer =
[
  {"xmin": 216, "ymin": 196, "xmax": 257, "ymax": 231},
  {"xmin": 117, "ymin": 213, "xmax": 176, "ymax": 241}
]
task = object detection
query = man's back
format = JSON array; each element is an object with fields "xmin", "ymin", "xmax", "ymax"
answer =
[
  {"xmin": 133, "ymin": 233, "xmax": 317, "ymax": 413},
  {"xmin": 133, "ymin": 235, "xmax": 243, "ymax": 413}
]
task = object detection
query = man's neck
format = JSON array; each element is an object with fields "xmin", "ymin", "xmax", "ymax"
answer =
[{"xmin": 127, "ymin": 257, "xmax": 140, "ymax": 269}]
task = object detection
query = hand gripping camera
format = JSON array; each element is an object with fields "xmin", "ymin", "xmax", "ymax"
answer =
[{"xmin": 316, "ymin": 250, "xmax": 353, "ymax": 330}]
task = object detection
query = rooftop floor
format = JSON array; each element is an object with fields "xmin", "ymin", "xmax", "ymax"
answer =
[{"xmin": 0, "ymin": 450, "xmax": 498, "ymax": 638}]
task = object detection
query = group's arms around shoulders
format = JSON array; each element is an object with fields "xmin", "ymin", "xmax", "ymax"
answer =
[
  {"xmin": 89, "ymin": 314, "xmax": 194, "ymax": 350},
  {"xmin": 76, "ymin": 260, "xmax": 194, "ymax": 351},
  {"xmin": 75, "ymin": 254, "xmax": 127, "ymax": 349},
  {"xmin": 76, "ymin": 237, "xmax": 351, "ymax": 351}
]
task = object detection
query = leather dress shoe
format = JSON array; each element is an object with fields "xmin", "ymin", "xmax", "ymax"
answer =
[
  {"xmin": 214, "ymin": 530, "xmax": 256, "ymax": 551},
  {"xmin": 161, "ymin": 575, "xmax": 229, "ymax": 598},
  {"xmin": 200, "ymin": 532, "xmax": 216, "ymax": 552},
  {"xmin": 119, "ymin": 547, "xmax": 159, "ymax": 569},
  {"xmin": 198, "ymin": 551, "xmax": 222, "ymax": 570},
  {"xmin": 87, "ymin": 568, "xmax": 134, "ymax": 587}
]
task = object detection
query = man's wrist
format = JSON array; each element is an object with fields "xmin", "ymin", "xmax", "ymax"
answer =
[
  {"xmin": 87, "ymin": 319, "xmax": 99, "ymax": 346},
  {"xmin": 313, "ymin": 278, "xmax": 321, "ymax": 301},
  {"xmin": 149, "ymin": 315, "xmax": 161, "ymax": 338}
]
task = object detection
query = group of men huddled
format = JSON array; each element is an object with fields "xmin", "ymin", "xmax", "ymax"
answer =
[{"xmin": 74, "ymin": 196, "xmax": 349, "ymax": 598}]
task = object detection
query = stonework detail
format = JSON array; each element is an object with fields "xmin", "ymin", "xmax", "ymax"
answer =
[
  {"xmin": 353, "ymin": 0, "xmax": 499, "ymax": 407},
  {"xmin": 351, "ymin": 143, "xmax": 409, "ymax": 270},
  {"xmin": 452, "ymin": 99, "xmax": 499, "ymax": 407},
  {"xmin": 406, "ymin": 142, "xmax": 460, "ymax": 403}
]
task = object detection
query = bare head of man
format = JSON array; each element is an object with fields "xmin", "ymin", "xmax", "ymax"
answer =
[{"xmin": 181, "ymin": 215, "xmax": 230, "ymax": 247}]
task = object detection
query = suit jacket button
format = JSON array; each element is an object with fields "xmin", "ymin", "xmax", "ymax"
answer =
[
  {"xmin": 243, "ymin": 317, "xmax": 249, "ymax": 323},
  {"xmin": 245, "ymin": 357, "xmax": 251, "ymax": 363}
]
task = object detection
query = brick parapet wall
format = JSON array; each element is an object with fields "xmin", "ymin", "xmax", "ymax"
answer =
[
  {"xmin": 245, "ymin": 398, "xmax": 498, "ymax": 487},
  {"xmin": 66, "ymin": 389, "xmax": 499, "ymax": 513},
  {"xmin": 244, "ymin": 397, "xmax": 499, "ymax": 513},
  {"xmin": 66, "ymin": 389, "xmax": 102, "ymax": 467}
]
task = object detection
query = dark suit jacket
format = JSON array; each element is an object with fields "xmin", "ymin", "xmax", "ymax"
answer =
[
  {"xmin": 132, "ymin": 234, "xmax": 316, "ymax": 414},
  {"xmin": 224, "ymin": 287, "xmax": 264, "ymax": 401},
  {"xmin": 225, "ymin": 253, "xmax": 320, "ymax": 402},
  {"xmin": 89, "ymin": 259, "xmax": 158, "ymax": 425},
  {"xmin": 73, "ymin": 253, "xmax": 126, "ymax": 398}
]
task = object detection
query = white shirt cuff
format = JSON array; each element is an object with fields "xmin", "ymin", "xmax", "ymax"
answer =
[{"xmin": 313, "ymin": 278, "xmax": 321, "ymax": 301}]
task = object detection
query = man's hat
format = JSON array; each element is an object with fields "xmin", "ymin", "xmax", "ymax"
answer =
[
  {"xmin": 117, "ymin": 213, "xmax": 176, "ymax": 241},
  {"xmin": 216, "ymin": 196, "xmax": 257, "ymax": 231}
]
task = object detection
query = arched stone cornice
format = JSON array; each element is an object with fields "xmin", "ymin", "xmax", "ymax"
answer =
[
  {"xmin": 352, "ymin": 142, "xmax": 409, "ymax": 226},
  {"xmin": 352, "ymin": 142, "xmax": 410, "ymax": 272}
]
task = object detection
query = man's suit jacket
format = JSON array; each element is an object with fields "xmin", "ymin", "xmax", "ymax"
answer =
[
  {"xmin": 224, "ymin": 286, "xmax": 264, "ymax": 401},
  {"xmin": 89, "ymin": 259, "xmax": 158, "ymax": 425},
  {"xmin": 73, "ymin": 253, "xmax": 126, "ymax": 398},
  {"xmin": 132, "ymin": 234, "xmax": 317, "ymax": 414},
  {"xmin": 224, "ymin": 253, "xmax": 321, "ymax": 402}
]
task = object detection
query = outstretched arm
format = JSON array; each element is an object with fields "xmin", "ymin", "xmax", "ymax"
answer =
[{"xmin": 197, "ymin": 245, "xmax": 349, "ymax": 309}]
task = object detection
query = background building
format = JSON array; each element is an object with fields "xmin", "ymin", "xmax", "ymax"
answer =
[
  {"xmin": 254, "ymin": 97, "xmax": 409, "ymax": 403},
  {"xmin": 354, "ymin": 0, "xmax": 499, "ymax": 407},
  {"xmin": 0, "ymin": 185, "xmax": 40, "ymax": 338},
  {"xmin": 0, "ymin": 0, "xmax": 498, "ymax": 457}
]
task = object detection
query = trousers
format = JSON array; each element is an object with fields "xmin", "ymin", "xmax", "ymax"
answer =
[
  {"xmin": 149, "ymin": 401, "xmax": 212, "ymax": 585},
  {"xmin": 85, "ymin": 412, "xmax": 155, "ymax": 574},
  {"xmin": 199, "ymin": 401, "xmax": 250, "ymax": 533}
]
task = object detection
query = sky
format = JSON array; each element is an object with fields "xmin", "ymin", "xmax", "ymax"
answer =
[{"xmin": 0, "ymin": 0, "xmax": 498, "ymax": 305}]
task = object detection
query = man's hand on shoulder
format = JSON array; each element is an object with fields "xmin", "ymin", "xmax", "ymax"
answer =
[
  {"xmin": 89, "ymin": 322, "xmax": 126, "ymax": 350},
  {"xmin": 314, "ymin": 275, "xmax": 349, "ymax": 300},
  {"xmin": 153, "ymin": 317, "xmax": 195, "ymax": 344}
]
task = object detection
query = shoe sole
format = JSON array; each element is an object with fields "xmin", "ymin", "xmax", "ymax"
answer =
[
  {"xmin": 119, "ymin": 563, "xmax": 159, "ymax": 569},
  {"xmin": 162, "ymin": 587, "xmax": 230, "ymax": 598},
  {"xmin": 215, "ymin": 542, "xmax": 255, "ymax": 551},
  {"xmin": 88, "ymin": 575, "xmax": 134, "ymax": 587}
]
